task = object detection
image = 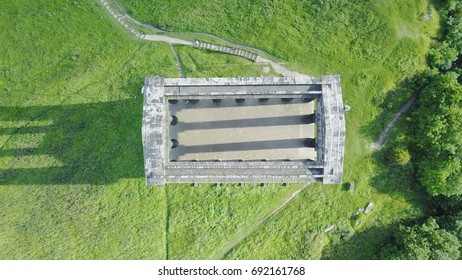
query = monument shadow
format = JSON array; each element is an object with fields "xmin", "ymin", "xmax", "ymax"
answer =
[{"xmin": 0, "ymin": 99, "xmax": 145, "ymax": 185}]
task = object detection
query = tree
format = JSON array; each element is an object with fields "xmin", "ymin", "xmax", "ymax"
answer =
[
  {"xmin": 390, "ymin": 147, "xmax": 411, "ymax": 166},
  {"xmin": 380, "ymin": 218, "xmax": 461, "ymax": 260},
  {"xmin": 413, "ymin": 72, "xmax": 462, "ymax": 196},
  {"xmin": 428, "ymin": 42, "xmax": 458, "ymax": 70},
  {"xmin": 445, "ymin": 0, "xmax": 462, "ymax": 54}
]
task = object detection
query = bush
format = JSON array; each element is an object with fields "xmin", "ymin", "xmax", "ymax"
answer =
[
  {"xmin": 391, "ymin": 147, "xmax": 411, "ymax": 166},
  {"xmin": 428, "ymin": 42, "xmax": 458, "ymax": 70}
]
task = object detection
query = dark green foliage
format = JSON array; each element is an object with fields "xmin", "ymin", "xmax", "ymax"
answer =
[
  {"xmin": 429, "ymin": 0, "xmax": 462, "ymax": 72},
  {"xmin": 456, "ymin": 215, "xmax": 462, "ymax": 241},
  {"xmin": 431, "ymin": 195, "xmax": 462, "ymax": 216},
  {"xmin": 428, "ymin": 42, "xmax": 458, "ymax": 70},
  {"xmin": 380, "ymin": 218, "xmax": 461, "ymax": 260},
  {"xmin": 381, "ymin": 0, "xmax": 462, "ymax": 261},
  {"xmin": 444, "ymin": 1, "xmax": 462, "ymax": 54},
  {"xmin": 413, "ymin": 72, "xmax": 462, "ymax": 196}
]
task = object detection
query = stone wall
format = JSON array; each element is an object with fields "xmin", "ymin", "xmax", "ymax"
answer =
[{"xmin": 142, "ymin": 76, "xmax": 346, "ymax": 185}]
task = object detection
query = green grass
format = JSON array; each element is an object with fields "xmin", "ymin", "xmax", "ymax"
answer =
[
  {"xmin": 174, "ymin": 45, "xmax": 278, "ymax": 77},
  {"xmin": 0, "ymin": 0, "xmax": 177, "ymax": 259},
  {"xmin": 1, "ymin": 0, "xmax": 439, "ymax": 259},
  {"xmin": 165, "ymin": 183, "xmax": 303, "ymax": 259}
]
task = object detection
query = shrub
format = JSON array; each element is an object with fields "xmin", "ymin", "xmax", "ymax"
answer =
[
  {"xmin": 428, "ymin": 42, "xmax": 458, "ymax": 70},
  {"xmin": 391, "ymin": 147, "xmax": 411, "ymax": 166}
]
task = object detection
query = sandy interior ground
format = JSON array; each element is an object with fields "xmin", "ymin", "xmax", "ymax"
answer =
[{"xmin": 168, "ymin": 97, "xmax": 316, "ymax": 161}]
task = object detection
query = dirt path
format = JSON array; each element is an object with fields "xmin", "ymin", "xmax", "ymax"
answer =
[
  {"xmin": 99, "ymin": 0, "xmax": 307, "ymax": 78},
  {"xmin": 143, "ymin": 34, "xmax": 193, "ymax": 46},
  {"xmin": 164, "ymin": 187, "xmax": 170, "ymax": 259},
  {"xmin": 169, "ymin": 44, "xmax": 185, "ymax": 78},
  {"xmin": 371, "ymin": 95, "xmax": 416, "ymax": 149},
  {"xmin": 210, "ymin": 185, "xmax": 308, "ymax": 259},
  {"xmin": 99, "ymin": 0, "xmax": 311, "ymax": 259},
  {"xmin": 256, "ymin": 56, "xmax": 310, "ymax": 78}
]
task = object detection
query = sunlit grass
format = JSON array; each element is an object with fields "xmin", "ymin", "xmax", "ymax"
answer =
[{"xmin": 0, "ymin": 0, "xmax": 439, "ymax": 259}]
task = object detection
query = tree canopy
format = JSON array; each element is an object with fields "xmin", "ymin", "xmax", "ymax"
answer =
[
  {"xmin": 414, "ymin": 72, "xmax": 462, "ymax": 196},
  {"xmin": 390, "ymin": 147, "xmax": 411, "ymax": 166},
  {"xmin": 380, "ymin": 218, "xmax": 461, "ymax": 260}
]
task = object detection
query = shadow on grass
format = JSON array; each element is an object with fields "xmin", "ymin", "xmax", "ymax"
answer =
[
  {"xmin": 358, "ymin": 72, "xmax": 431, "ymax": 199},
  {"xmin": 360, "ymin": 75, "xmax": 418, "ymax": 143},
  {"xmin": 321, "ymin": 218, "xmax": 423, "ymax": 259},
  {"xmin": 0, "ymin": 98, "xmax": 144, "ymax": 185},
  {"xmin": 341, "ymin": 106, "xmax": 429, "ymax": 259},
  {"xmin": 324, "ymin": 99, "xmax": 432, "ymax": 259},
  {"xmin": 325, "ymin": 73, "xmax": 432, "ymax": 259},
  {"xmin": 369, "ymin": 147, "xmax": 425, "ymax": 198}
]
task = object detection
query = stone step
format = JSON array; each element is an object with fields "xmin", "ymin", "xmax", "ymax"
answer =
[
  {"xmin": 193, "ymin": 41, "xmax": 258, "ymax": 61},
  {"xmin": 165, "ymin": 173, "xmax": 316, "ymax": 184},
  {"xmin": 165, "ymin": 166, "xmax": 313, "ymax": 177}
]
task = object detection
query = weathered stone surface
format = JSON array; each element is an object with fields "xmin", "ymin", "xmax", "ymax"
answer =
[
  {"xmin": 324, "ymin": 224, "xmax": 335, "ymax": 233},
  {"xmin": 364, "ymin": 202, "xmax": 374, "ymax": 214},
  {"xmin": 142, "ymin": 76, "xmax": 345, "ymax": 185},
  {"xmin": 194, "ymin": 41, "xmax": 259, "ymax": 61}
]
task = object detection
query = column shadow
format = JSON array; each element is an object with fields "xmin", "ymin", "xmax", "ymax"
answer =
[{"xmin": 0, "ymin": 99, "xmax": 144, "ymax": 185}]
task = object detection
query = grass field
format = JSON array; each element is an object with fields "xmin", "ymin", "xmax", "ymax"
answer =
[{"xmin": 1, "ymin": 0, "xmax": 439, "ymax": 259}]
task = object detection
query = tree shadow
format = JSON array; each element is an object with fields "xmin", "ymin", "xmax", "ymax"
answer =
[
  {"xmin": 360, "ymin": 75, "xmax": 418, "ymax": 143},
  {"xmin": 321, "ymin": 218, "xmax": 423, "ymax": 259},
  {"xmin": 361, "ymin": 96, "xmax": 430, "ymax": 218},
  {"xmin": 428, "ymin": 0, "xmax": 449, "ymax": 38},
  {"xmin": 361, "ymin": 72, "xmax": 435, "ymax": 199},
  {"xmin": 326, "ymin": 73, "xmax": 433, "ymax": 258},
  {"xmin": 0, "ymin": 98, "xmax": 145, "ymax": 185},
  {"xmin": 369, "ymin": 146, "xmax": 424, "ymax": 197}
]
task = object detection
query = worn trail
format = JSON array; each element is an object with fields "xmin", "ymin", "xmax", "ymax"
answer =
[
  {"xmin": 98, "ymin": 0, "xmax": 308, "ymax": 78},
  {"xmin": 211, "ymin": 185, "xmax": 307, "ymax": 260},
  {"xmin": 99, "ymin": 0, "xmax": 311, "ymax": 260},
  {"xmin": 372, "ymin": 95, "xmax": 416, "ymax": 149}
]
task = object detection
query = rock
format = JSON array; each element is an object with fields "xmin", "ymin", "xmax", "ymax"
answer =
[
  {"xmin": 364, "ymin": 202, "xmax": 374, "ymax": 214},
  {"xmin": 324, "ymin": 224, "xmax": 335, "ymax": 233}
]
